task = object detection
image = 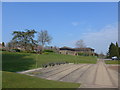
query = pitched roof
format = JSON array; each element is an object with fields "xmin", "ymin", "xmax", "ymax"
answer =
[
  {"xmin": 60, "ymin": 47, "xmax": 94, "ymax": 51},
  {"xmin": 74, "ymin": 48, "xmax": 94, "ymax": 51},
  {"xmin": 59, "ymin": 46, "xmax": 75, "ymax": 51}
]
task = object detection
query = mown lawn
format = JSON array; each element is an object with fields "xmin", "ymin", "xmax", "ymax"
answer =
[
  {"xmin": 105, "ymin": 60, "xmax": 120, "ymax": 64},
  {"xmin": 2, "ymin": 51, "xmax": 97, "ymax": 72},
  {"xmin": 2, "ymin": 51, "xmax": 96, "ymax": 88},
  {"xmin": 2, "ymin": 71, "xmax": 80, "ymax": 88}
]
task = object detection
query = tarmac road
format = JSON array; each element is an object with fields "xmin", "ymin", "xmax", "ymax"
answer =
[{"xmin": 25, "ymin": 59, "xmax": 119, "ymax": 88}]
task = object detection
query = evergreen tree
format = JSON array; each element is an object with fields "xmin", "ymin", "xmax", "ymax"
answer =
[
  {"xmin": 116, "ymin": 42, "xmax": 119, "ymax": 58},
  {"xmin": 116, "ymin": 42, "xmax": 119, "ymax": 47},
  {"xmin": 2, "ymin": 42, "xmax": 5, "ymax": 47},
  {"xmin": 12, "ymin": 29, "xmax": 37, "ymax": 51},
  {"xmin": 108, "ymin": 42, "xmax": 119, "ymax": 58},
  {"xmin": 119, "ymin": 47, "xmax": 120, "ymax": 57}
]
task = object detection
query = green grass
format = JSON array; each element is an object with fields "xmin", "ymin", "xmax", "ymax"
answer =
[
  {"xmin": 2, "ymin": 51, "xmax": 97, "ymax": 72},
  {"xmin": 2, "ymin": 51, "xmax": 96, "ymax": 88},
  {"xmin": 2, "ymin": 71, "xmax": 80, "ymax": 88},
  {"xmin": 105, "ymin": 60, "xmax": 120, "ymax": 64}
]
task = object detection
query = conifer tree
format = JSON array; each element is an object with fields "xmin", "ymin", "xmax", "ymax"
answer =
[
  {"xmin": 116, "ymin": 42, "xmax": 119, "ymax": 58},
  {"xmin": 2, "ymin": 42, "xmax": 5, "ymax": 47},
  {"xmin": 108, "ymin": 42, "xmax": 119, "ymax": 58}
]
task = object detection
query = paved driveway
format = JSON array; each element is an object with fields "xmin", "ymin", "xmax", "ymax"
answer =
[{"xmin": 24, "ymin": 59, "xmax": 119, "ymax": 88}]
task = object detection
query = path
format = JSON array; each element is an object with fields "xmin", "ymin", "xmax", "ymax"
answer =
[{"xmin": 24, "ymin": 59, "xmax": 118, "ymax": 88}]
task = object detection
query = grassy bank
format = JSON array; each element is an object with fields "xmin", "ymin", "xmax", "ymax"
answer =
[
  {"xmin": 2, "ymin": 51, "xmax": 97, "ymax": 72},
  {"xmin": 105, "ymin": 60, "xmax": 120, "ymax": 64},
  {"xmin": 2, "ymin": 71, "xmax": 80, "ymax": 88}
]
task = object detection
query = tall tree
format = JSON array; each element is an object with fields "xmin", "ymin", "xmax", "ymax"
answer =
[
  {"xmin": 12, "ymin": 29, "xmax": 37, "ymax": 51},
  {"xmin": 2, "ymin": 42, "xmax": 5, "ymax": 47},
  {"xmin": 116, "ymin": 42, "xmax": 120, "ymax": 57},
  {"xmin": 75, "ymin": 40, "xmax": 86, "ymax": 48},
  {"xmin": 119, "ymin": 47, "xmax": 120, "ymax": 57},
  {"xmin": 108, "ymin": 42, "xmax": 119, "ymax": 58},
  {"xmin": 116, "ymin": 42, "xmax": 119, "ymax": 47},
  {"xmin": 37, "ymin": 30, "xmax": 52, "ymax": 51}
]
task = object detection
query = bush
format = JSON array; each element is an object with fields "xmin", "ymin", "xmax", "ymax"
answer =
[
  {"xmin": 65, "ymin": 61, "xmax": 69, "ymax": 64},
  {"xmin": 78, "ymin": 52, "xmax": 84, "ymax": 56},
  {"xmin": 26, "ymin": 51, "xmax": 36, "ymax": 53},
  {"xmin": 55, "ymin": 62, "xmax": 60, "ymax": 65},
  {"xmin": 42, "ymin": 64, "xmax": 48, "ymax": 68},
  {"xmin": 48, "ymin": 62, "xmax": 55, "ymax": 66},
  {"xmin": 20, "ymin": 50, "xmax": 28, "ymax": 53},
  {"xmin": 47, "ymin": 61, "xmax": 69, "ymax": 67},
  {"xmin": 20, "ymin": 50, "xmax": 37, "ymax": 54},
  {"xmin": 9, "ymin": 49, "xmax": 21, "ymax": 52},
  {"xmin": 51, "ymin": 63, "xmax": 55, "ymax": 66},
  {"xmin": 48, "ymin": 63, "xmax": 53, "ymax": 66},
  {"xmin": 78, "ymin": 52, "xmax": 89, "ymax": 56},
  {"xmin": 0, "ymin": 48, "xmax": 6, "ymax": 51},
  {"xmin": 13, "ymin": 49, "xmax": 21, "ymax": 52},
  {"xmin": 30, "ymin": 51, "xmax": 36, "ymax": 53},
  {"xmin": 43, "ymin": 50, "xmax": 54, "ymax": 52},
  {"xmin": 43, "ymin": 52, "xmax": 49, "ymax": 55}
]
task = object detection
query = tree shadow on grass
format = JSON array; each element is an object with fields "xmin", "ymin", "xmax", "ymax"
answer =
[{"xmin": 2, "ymin": 53, "xmax": 36, "ymax": 72}]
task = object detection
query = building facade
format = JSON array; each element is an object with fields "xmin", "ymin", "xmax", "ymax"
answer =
[{"xmin": 59, "ymin": 46, "xmax": 95, "ymax": 56}]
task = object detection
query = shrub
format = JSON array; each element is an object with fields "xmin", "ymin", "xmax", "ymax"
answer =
[
  {"xmin": 78, "ymin": 52, "xmax": 89, "ymax": 56},
  {"xmin": 78, "ymin": 52, "xmax": 85, "ymax": 56},
  {"xmin": 51, "ymin": 63, "xmax": 55, "ymax": 66},
  {"xmin": 42, "ymin": 64, "xmax": 48, "ymax": 68},
  {"xmin": 43, "ymin": 52, "xmax": 49, "ymax": 55},
  {"xmin": 55, "ymin": 62, "xmax": 60, "ymax": 65},
  {"xmin": 42, "ymin": 61, "xmax": 69, "ymax": 68},
  {"xmin": 30, "ymin": 51, "xmax": 36, "ymax": 53},
  {"xmin": 65, "ymin": 61, "xmax": 69, "ymax": 64},
  {"xmin": 26, "ymin": 51, "xmax": 36, "ymax": 53},
  {"xmin": 48, "ymin": 62, "xmax": 56, "ymax": 66},
  {"xmin": 9, "ymin": 49, "xmax": 21, "ymax": 52},
  {"xmin": 20, "ymin": 50, "xmax": 36, "ymax": 54},
  {"xmin": 9, "ymin": 49, "xmax": 20, "ymax": 52},
  {"xmin": 0, "ymin": 48, "xmax": 6, "ymax": 51},
  {"xmin": 43, "ymin": 50, "xmax": 54, "ymax": 52},
  {"xmin": 48, "ymin": 63, "xmax": 52, "ymax": 66},
  {"xmin": 20, "ymin": 50, "xmax": 28, "ymax": 53}
]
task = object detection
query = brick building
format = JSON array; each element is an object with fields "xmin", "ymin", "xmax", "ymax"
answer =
[{"xmin": 59, "ymin": 46, "xmax": 95, "ymax": 56}]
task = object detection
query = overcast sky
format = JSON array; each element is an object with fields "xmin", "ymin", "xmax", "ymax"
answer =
[{"xmin": 2, "ymin": 2, "xmax": 118, "ymax": 54}]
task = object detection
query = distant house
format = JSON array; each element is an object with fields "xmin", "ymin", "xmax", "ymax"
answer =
[
  {"xmin": 59, "ymin": 47, "xmax": 78, "ymax": 55},
  {"xmin": 34, "ymin": 45, "xmax": 43, "ymax": 52},
  {"xmin": 45, "ymin": 46, "xmax": 59, "ymax": 53},
  {"xmin": 59, "ymin": 46, "xmax": 95, "ymax": 56}
]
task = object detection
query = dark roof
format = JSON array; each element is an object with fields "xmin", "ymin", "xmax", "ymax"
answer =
[
  {"xmin": 74, "ymin": 48, "xmax": 94, "ymax": 51},
  {"xmin": 59, "ymin": 46, "xmax": 75, "ymax": 51},
  {"xmin": 60, "ymin": 47, "xmax": 94, "ymax": 51}
]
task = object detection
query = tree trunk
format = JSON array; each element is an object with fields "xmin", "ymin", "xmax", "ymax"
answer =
[{"xmin": 42, "ymin": 44, "xmax": 44, "ymax": 52}]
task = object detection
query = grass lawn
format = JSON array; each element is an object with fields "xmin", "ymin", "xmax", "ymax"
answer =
[
  {"xmin": 105, "ymin": 60, "xmax": 120, "ymax": 64},
  {"xmin": 2, "ymin": 71, "xmax": 80, "ymax": 88},
  {"xmin": 2, "ymin": 51, "xmax": 96, "ymax": 88},
  {"xmin": 2, "ymin": 51, "xmax": 97, "ymax": 72}
]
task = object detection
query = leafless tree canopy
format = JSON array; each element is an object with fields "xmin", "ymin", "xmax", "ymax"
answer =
[
  {"xmin": 37, "ymin": 30, "xmax": 52, "ymax": 47},
  {"xmin": 75, "ymin": 40, "xmax": 86, "ymax": 48}
]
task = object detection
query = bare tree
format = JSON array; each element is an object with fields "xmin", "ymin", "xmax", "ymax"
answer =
[
  {"xmin": 75, "ymin": 40, "xmax": 86, "ymax": 48},
  {"xmin": 37, "ymin": 30, "xmax": 52, "ymax": 51}
]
